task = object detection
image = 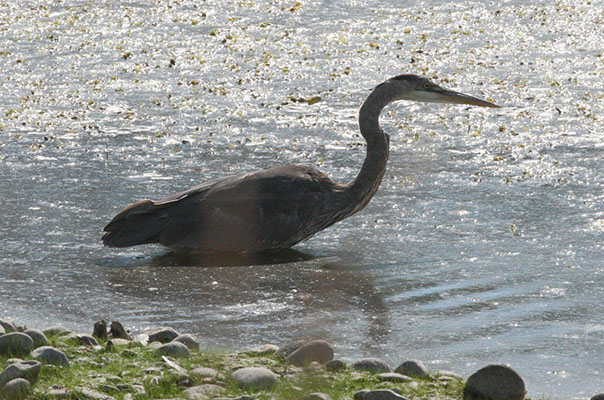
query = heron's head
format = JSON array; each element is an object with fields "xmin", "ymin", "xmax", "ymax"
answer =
[{"xmin": 382, "ymin": 74, "xmax": 499, "ymax": 108}]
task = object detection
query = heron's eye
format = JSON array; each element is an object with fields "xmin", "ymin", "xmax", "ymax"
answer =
[{"xmin": 423, "ymin": 82, "xmax": 430, "ymax": 89}]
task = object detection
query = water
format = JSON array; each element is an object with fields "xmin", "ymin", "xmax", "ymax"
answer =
[{"xmin": 1, "ymin": 0, "xmax": 603, "ymax": 398}]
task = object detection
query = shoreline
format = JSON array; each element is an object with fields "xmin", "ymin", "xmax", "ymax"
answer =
[{"xmin": 0, "ymin": 319, "xmax": 593, "ymax": 400}]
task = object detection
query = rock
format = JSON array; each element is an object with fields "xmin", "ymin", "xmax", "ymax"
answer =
[
  {"xmin": 109, "ymin": 321, "xmax": 132, "ymax": 340},
  {"xmin": 43, "ymin": 326, "xmax": 71, "ymax": 336},
  {"xmin": 0, "ymin": 325, "xmax": 4, "ymax": 335},
  {"xmin": 185, "ymin": 383, "xmax": 225, "ymax": 399},
  {"xmin": 231, "ymin": 367, "xmax": 278, "ymax": 389},
  {"xmin": 434, "ymin": 370, "xmax": 463, "ymax": 380},
  {"xmin": 0, "ymin": 360, "xmax": 41, "ymax": 387},
  {"xmin": 305, "ymin": 393, "xmax": 332, "ymax": 400},
  {"xmin": 325, "ymin": 359, "xmax": 346, "ymax": 371},
  {"xmin": 0, "ymin": 320, "xmax": 17, "ymax": 333},
  {"xmin": 278, "ymin": 339, "xmax": 307, "ymax": 357},
  {"xmin": 75, "ymin": 386, "xmax": 116, "ymax": 400},
  {"xmin": 464, "ymin": 364, "xmax": 525, "ymax": 400},
  {"xmin": 190, "ymin": 367, "xmax": 219, "ymax": 380},
  {"xmin": 377, "ymin": 372, "xmax": 412, "ymax": 382},
  {"xmin": 47, "ymin": 387, "xmax": 72, "ymax": 398},
  {"xmin": 23, "ymin": 329, "xmax": 49, "ymax": 347},
  {"xmin": 591, "ymin": 395, "xmax": 604, "ymax": 400},
  {"xmin": 77, "ymin": 334, "xmax": 100, "ymax": 347},
  {"xmin": 30, "ymin": 346, "xmax": 70, "ymax": 366},
  {"xmin": 93, "ymin": 320, "xmax": 108, "ymax": 339},
  {"xmin": 0, "ymin": 332, "xmax": 35, "ymax": 355},
  {"xmin": 357, "ymin": 389, "xmax": 409, "ymax": 400},
  {"xmin": 394, "ymin": 360, "xmax": 429, "ymax": 379},
  {"xmin": 0, "ymin": 378, "xmax": 32, "ymax": 399},
  {"xmin": 304, "ymin": 361, "xmax": 323, "ymax": 373},
  {"xmin": 173, "ymin": 334, "xmax": 200, "ymax": 351},
  {"xmin": 351, "ymin": 358, "xmax": 391, "ymax": 374},
  {"xmin": 157, "ymin": 342, "xmax": 190, "ymax": 357},
  {"xmin": 286, "ymin": 340, "xmax": 334, "ymax": 366},
  {"xmin": 145, "ymin": 327, "xmax": 180, "ymax": 343},
  {"xmin": 162, "ymin": 355, "xmax": 187, "ymax": 374},
  {"xmin": 247, "ymin": 343, "xmax": 279, "ymax": 355},
  {"xmin": 108, "ymin": 338, "xmax": 130, "ymax": 347}
]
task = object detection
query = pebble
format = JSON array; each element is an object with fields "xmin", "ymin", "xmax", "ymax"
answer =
[
  {"xmin": 246, "ymin": 343, "xmax": 279, "ymax": 355},
  {"xmin": 377, "ymin": 372, "xmax": 412, "ymax": 382},
  {"xmin": 464, "ymin": 364, "xmax": 525, "ymax": 400},
  {"xmin": 0, "ymin": 360, "xmax": 41, "ymax": 387},
  {"xmin": 108, "ymin": 338, "xmax": 130, "ymax": 347},
  {"xmin": 351, "ymin": 358, "xmax": 391, "ymax": 374},
  {"xmin": 305, "ymin": 393, "xmax": 332, "ymax": 400},
  {"xmin": 231, "ymin": 367, "xmax": 278, "ymax": 389},
  {"xmin": 173, "ymin": 333, "xmax": 201, "ymax": 351},
  {"xmin": 0, "ymin": 377, "xmax": 32, "ymax": 399},
  {"xmin": 394, "ymin": 360, "xmax": 429, "ymax": 379},
  {"xmin": 0, "ymin": 333, "xmax": 35, "ymax": 356},
  {"xmin": 157, "ymin": 342, "xmax": 190, "ymax": 357},
  {"xmin": 185, "ymin": 383, "xmax": 225, "ymax": 399},
  {"xmin": 145, "ymin": 327, "xmax": 180, "ymax": 343},
  {"xmin": 190, "ymin": 366, "xmax": 219, "ymax": 380},
  {"xmin": 42, "ymin": 326, "xmax": 72, "ymax": 337},
  {"xmin": 0, "ymin": 320, "xmax": 17, "ymax": 333},
  {"xmin": 30, "ymin": 346, "xmax": 70, "ymax": 366},
  {"xmin": 23, "ymin": 329, "xmax": 49, "ymax": 347},
  {"xmin": 358, "ymin": 389, "xmax": 408, "ymax": 400},
  {"xmin": 75, "ymin": 386, "xmax": 116, "ymax": 400},
  {"xmin": 325, "ymin": 359, "xmax": 347, "ymax": 371},
  {"xmin": 286, "ymin": 340, "xmax": 334, "ymax": 366},
  {"xmin": 76, "ymin": 334, "xmax": 100, "ymax": 347}
]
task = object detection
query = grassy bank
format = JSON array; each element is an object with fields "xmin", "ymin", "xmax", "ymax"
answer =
[{"xmin": 1, "ymin": 330, "xmax": 469, "ymax": 399}]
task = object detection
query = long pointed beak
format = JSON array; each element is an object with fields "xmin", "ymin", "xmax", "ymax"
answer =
[{"xmin": 435, "ymin": 87, "xmax": 500, "ymax": 108}]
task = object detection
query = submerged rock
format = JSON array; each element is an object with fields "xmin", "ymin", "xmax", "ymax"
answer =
[{"xmin": 464, "ymin": 364, "xmax": 525, "ymax": 400}]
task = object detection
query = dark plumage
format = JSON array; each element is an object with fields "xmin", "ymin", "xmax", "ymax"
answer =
[{"xmin": 102, "ymin": 74, "xmax": 498, "ymax": 253}]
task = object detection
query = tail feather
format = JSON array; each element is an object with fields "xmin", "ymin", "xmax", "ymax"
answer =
[{"xmin": 102, "ymin": 199, "xmax": 167, "ymax": 247}]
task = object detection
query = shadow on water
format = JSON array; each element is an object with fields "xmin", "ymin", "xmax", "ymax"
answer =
[
  {"xmin": 98, "ymin": 251, "xmax": 391, "ymax": 353},
  {"xmin": 150, "ymin": 248, "xmax": 315, "ymax": 267}
]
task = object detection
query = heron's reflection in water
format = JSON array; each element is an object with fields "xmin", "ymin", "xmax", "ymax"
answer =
[{"xmin": 102, "ymin": 251, "xmax": 390, "ymax": 355}]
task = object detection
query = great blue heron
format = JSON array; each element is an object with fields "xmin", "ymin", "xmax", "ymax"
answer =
[{"xmin": 103, "ymin": 74, "xmax": 498, "ymax": 253}]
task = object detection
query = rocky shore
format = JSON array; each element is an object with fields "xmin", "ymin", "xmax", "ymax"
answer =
[{"xmin": 0, "ymin": 319, "xmax": 599, "ymax": 400}]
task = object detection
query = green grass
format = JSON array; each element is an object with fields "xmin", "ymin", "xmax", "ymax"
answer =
[{"xmin": 0, "ymin": 333, "xmax": 527, "ymax": 400}]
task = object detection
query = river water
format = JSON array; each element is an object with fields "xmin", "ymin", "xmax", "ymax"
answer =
[{"xmin": 1, "ymin": 1, "xmax": 603, "ymax": 398}]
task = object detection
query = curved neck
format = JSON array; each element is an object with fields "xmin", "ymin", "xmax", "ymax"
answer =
[{"xmin": 341, "ymin": 83, "xmax": 399, "ymax": 216}]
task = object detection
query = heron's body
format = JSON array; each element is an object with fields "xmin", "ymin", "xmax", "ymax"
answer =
[{"xmin": 103, "ymin": 74, "xmax": 497, "ymax": 252}]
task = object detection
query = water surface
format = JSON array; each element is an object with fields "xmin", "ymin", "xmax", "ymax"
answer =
[{"xmin": 1, "ymin": 1, "xmax": 603, "ymax": 398}]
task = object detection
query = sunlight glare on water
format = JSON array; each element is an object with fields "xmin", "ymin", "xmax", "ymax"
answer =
[{"xmin": 1, "ymin": 1, "xmax": 603, "ymax": 398}]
